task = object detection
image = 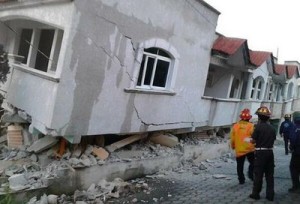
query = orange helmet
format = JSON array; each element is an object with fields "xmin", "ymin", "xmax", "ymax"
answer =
[
  {"xmin": 255, "ymin": 106, "xmax": 271, "ymax": 117},
  {"xmin": 240, "ymin": 108, "xmax": 252, "ymax": 120}
]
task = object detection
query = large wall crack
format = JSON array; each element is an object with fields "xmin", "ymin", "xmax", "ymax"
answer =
[{"xmin": 133, "ymin": 104, "xmax": 195, "ymax": 127}]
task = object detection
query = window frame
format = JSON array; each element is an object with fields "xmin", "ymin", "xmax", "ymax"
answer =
[
  {"xmin": 16, "ymin": 27, "xmax": 63, "ymax": 74},
  {"xmin": 137, "ymin": 48, "xmax": 172, "ymax": 90},
  {"xmin": 250, "ymin": 77, "xmax": 264, "ymax": 100},
  {"xmin": 126, "ymin": 39, "xmax": 180, "ymax": 95}
]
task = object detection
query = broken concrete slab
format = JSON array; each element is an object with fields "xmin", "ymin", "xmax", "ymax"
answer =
[
  {"xmin": 105, "ymin": 134, "xmax": 147, "ymax": 152},
  {"xmin": 8, "ymin": 173, "xmax": 29, "ymax": 191},
  {"xmin": 1, "ymin": 112, "xmax": 28, "ymax": 123},
  {"xmin": 149, "ymin": 133, "xmax": 179, "ymax": 148},
  {"xmin": 27, "ymin": 135, "xmax": 58, "ymax": 153},
  {"xmin": 0, "ymin": 135, "xmax": 7, "ymax": 144},
  {"xmin": 92, "ymin": 147, "xmax": 109, "ymax": 160}
]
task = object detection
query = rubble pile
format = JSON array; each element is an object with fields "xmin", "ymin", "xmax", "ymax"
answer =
[
  {"xmin": 26, "ymin": 177, "xmax": 151, "ymax": 204},
  {"xmin": 0, "ymin": 130, "xmax": 229, "ymax": 203}
]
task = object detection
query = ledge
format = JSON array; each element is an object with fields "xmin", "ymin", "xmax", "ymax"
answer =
[
  {"xmin": 124, "ymin": 88, "xmax": 176, "ymax": 96},
  {"xmin": 11, "ymin": 63, "xmax": 60, "ymax": 83},
  {"xmin": 0, "ymin": 0, "xmax": 72, "ymax": 11}
]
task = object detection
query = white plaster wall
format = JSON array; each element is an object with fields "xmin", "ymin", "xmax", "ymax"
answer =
[
  {"xmin": 0, "ymin": 2, "xmax": 75, "ymax": 132},
  {"xmin": 50, "ymin": 0, "xmax": 219, "ymax": 136}
]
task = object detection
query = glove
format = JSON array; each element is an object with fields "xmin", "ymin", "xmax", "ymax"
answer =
[{"xmin": 244, "ymin": 138, "xmax": 252, "ymax": 143}]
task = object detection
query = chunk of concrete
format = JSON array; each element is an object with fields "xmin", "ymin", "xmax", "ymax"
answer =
[
  {"xmin": 92, "ymin": 147, "xmax": 109, "ymax": 160},
  {"xmin": 0, "ymin": 135, "xmax": 7, "ymax": 144},
  {"xmin": 8, "ymin": 173, "xmax": 28, "ymax": 191},
  {"xmin": 27, "ymin": 135, "xmax": 58, "ymax": 153},
  {"xmin": 149, "ymin": 133, "xmax": 179, "ymax": 147}
]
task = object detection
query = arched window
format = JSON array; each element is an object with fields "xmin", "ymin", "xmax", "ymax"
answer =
[
  {"xmin": 250, "ymin": 77, "xmax": 264, "ymax": 100},
  {"xmin": 132, "ymin": 39, "xmax": 179, "ymax": 92},
  {"xmin": 287, "ymin": 82, "xmax": 294, "ymax": 100},
  {"xmin": 267, "ymin": 82, "xmax": 274, "ymax": 101},
  {"xmin": 137, "ymin": 48, "xmax": 171, "ymax": 89},
  {"xmin": 229, "ymin": 77, "xmax": 240, "ymax": 98}
]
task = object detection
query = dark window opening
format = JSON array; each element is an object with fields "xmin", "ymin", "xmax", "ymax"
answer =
[
  {"xmin": 153, "ymin": 60, "xmax": 169, "ymax": 87},
  {"xmin": 18, "ymin": 29, "xmax": 33, "ymax": 64},
  {"xmin": 35, "ymin": 29, "xmax": 54, "ymax": 72}
]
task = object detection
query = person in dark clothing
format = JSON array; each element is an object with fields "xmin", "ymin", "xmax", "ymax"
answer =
[
  {"xmin": 280, "ymin": 114, "xmax": 294, "ymax": 155},
  {"xmin": 249, "ymin": 106, "xmax": 277, "ymax": 201},
  {"xmin": 288, "ymin": 111, "xmax": 300, "ymax": 193}
]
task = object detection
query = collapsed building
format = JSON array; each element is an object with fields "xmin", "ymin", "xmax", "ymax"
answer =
[
  {"xmin": 0, "ymin": 0, "xmax": 298, "ymax": 147},
  {"xmin": 0, "ymin": 0, "xmax": 299, "ymax": 202}
]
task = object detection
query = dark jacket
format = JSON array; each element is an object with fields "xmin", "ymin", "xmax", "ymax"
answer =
[
  {"xmin": 279, "ymin": 119, "xmax": 294, "ymax": 136},
  {"xmin": 252, "ymin": 121, "xmax": 276, "ymax": 148},
  {"xmin": 289, "ymin": 124, "xmax": 300, "ymax": 155}
]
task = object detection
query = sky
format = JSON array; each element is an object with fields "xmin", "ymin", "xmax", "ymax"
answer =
[{"xmin": 204, "ymin": 0, "xmax": 300, "ymax": 64}]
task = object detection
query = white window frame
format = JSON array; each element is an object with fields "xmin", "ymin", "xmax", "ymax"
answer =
[
  {"xmin": 137, "ymin": 49, "xmax": 171, "ymax": 90},
  {"xmin": 16, "ymin": 27, "xmax": 63, "ymax": 74},
  {"xmin": 250, "ymin": 77, "xmax": 263, "ymax": 100},
  {"xmin": 128, "ymin": 39, "xmax": 180, "ymax": 94}
]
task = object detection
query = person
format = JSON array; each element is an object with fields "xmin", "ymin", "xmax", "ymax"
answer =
[
  {"xmin": 249, "ymin": 106, "xmax": 276, "ymax": 201},
  {"xmin": 280, "ymin": 114, "xmax": 293, "ymax": 155},
  {"xmin": 230, "ymin": 108, "xmax": 255, "ymax": 184},
  {"xmin": 288, "ymin": 111, "xmax": 300, "ymax": 193}
]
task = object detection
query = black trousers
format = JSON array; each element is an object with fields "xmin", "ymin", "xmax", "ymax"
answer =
[
  {"xmin": 283, "ymin": 134, "xmax": 289, "ymax": 154},
  {"xmin": 289, "ymin": 153, "xmax": 300, "ymax": 188},
  {"xmin": 251, "ymin": 150, "xmax": 274, "ymax": 199},
  {"xmin": 236, "ymin": 152, "xmax": 254, "ymax": 182}
]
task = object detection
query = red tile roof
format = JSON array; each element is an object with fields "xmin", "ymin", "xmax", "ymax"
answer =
[
  {"xmin": 212, "ymin": 36, "xmax": 246, "ymax": 55},
  {"xmin": 274, "ymin": 64, "xmax": 286, "ymax": 75},
  {"xmin": 286, "ymin": 65, "xmax": 298, "ymax": 79},
  {"xmin": 249, "ymin": 51, "xmax": 272, "ymax": 67}
]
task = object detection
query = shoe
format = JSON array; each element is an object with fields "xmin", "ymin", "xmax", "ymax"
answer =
[
  {"xmin": 249, "ymin": 194, "xmax": 260, "ymax": 200},
  {"xmin": 239, "ymin": 180, "xmax": 245, "ymax": 184},
  {"xmin": 266, "ymin": 197, "xmax": 274, "ymax": 201}
]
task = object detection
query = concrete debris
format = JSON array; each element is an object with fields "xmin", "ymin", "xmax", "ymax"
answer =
[
  {"xmin": 0, "ymin": 130, "xmax": 231, "ymax": 203},
  {"xmin": 27, "ymin": 135, "xmax": 58, "ymax": 153},
  {"xmin": 26, "ymin": 178, "xmax": 132, "ymax": 203},
  {"xmin": 105, "ymin": 134, "xmax": 147, "ymax": 152},
  {"xmin": 92, "ymin": 147, "xmax": 109, "ymax": 160},
  {"xmin": 149, "ymin": 133, "xmax": 179, "ymax": 147},
  {"xmin": 0, "ymin": 135, "xmax": 7, "ymax": 144},
  {"xmin": 8, "ymin": 173, "xmax": 29, "ymax": 191}
]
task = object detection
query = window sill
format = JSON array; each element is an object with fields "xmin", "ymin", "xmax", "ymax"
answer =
[
  {"xmin": 11, "ymin": 63, "xmax": 60, "ymax": 83},
  {"xmin": 124, "ymin": 88, "xmax": 176, "ymax": 96}
]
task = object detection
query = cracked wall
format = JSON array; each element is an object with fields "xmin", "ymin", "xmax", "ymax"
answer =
[{"xmin": 50, "ymin": 0, "xmax": 219, "ymax": 136}]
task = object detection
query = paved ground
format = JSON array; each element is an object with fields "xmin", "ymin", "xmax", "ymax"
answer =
[{"xmin": 107, "ymin": 145, "xmax": 300, "ymax": 204}]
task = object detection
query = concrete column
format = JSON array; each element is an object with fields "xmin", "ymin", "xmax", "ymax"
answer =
[{"xmin": 245, "ymin": 73, "xmax": 254, "ymax": 99}]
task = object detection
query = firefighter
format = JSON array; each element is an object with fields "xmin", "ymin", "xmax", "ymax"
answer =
[
  {"xmin": 280, "ymin": 114, "xmax": 293, "ymax": 155},
  {"xmin": 249, "ymin": 106, "xmax": 276, "ymax": 201},
  {"xmin": 288, "ymin": 111, "xmax": 300, "ymax": 193},
  {"xmin": 230, "ymin": 108, "xmax": 255, "ymax": 184}
]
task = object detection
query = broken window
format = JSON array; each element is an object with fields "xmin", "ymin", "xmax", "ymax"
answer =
[
  {"xmin": 17, "ymin": 27, "xmax": 63, "ymax": 73},
  {"xmin": 137, "ymin": 48, "xmax": 171, "ymax": 89}
]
